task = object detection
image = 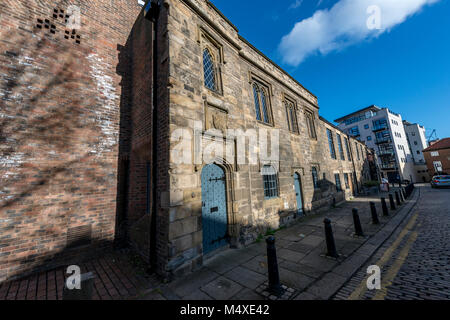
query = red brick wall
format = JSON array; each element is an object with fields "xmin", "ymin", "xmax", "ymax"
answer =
[
  {"xmin": 0, "ymin": 0, "xmax": 142, "ymax": 282},
  {"xmin": 424, "ymin": 148, "xmax": 450, "ymax": 175}
]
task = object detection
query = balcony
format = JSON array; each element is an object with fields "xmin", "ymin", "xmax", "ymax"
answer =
[
  {"xmin": 375, "ymin": 137, "xmax": 392, "ymax": 144},
  {"xmin": 372, "ymin": 124, "xmax": 388, "ymax": 132},
  {"xmin": 378, "ymin": 150, "xmax": 395, "ymax": 157},
  {"xmin": 380, "ymin": 163, "xmax": 396, "ymax": 170}
]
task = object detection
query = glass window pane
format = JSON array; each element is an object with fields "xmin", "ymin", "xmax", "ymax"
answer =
[{"xmin": 203, "ymin": 49, "xmax": 216, "ymax": 91}]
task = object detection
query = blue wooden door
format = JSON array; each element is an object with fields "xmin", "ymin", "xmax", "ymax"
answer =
[
  {"xmin": 294, "ymin": 173, "xmax": 304, "ymax": 216},
  {"xmin": 201, "ymin": 164, "xmax": 228, "ymax": 254}
]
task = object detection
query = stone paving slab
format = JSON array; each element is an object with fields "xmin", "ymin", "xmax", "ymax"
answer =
[
  {"xmin": 143, "ymin": 187, "xmax": 419, "ymax": 300},
  {"xmin": 0, "ymin": 188, "xmax": 419, "ymax": 301}
]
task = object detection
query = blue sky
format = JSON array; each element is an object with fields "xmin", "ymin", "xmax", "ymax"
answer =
[{"xmin": 210, "ymin": 0, "xmax": 450, "ymax": 139}]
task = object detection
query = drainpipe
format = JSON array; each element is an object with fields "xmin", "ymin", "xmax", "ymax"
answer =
[{"xmin": 144, "ymin": 0, "xmax": 161, "ymax": 273}]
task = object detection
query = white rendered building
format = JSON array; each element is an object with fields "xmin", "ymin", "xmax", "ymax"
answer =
[{"xmin": 335, "ymin": 105, "xmax": 419, "ymax": 183}]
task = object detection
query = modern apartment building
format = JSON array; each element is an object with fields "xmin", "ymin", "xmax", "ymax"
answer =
[
  {"xmin": 403, "ymin": 121, "xmax": 430, "ymax": 182},
  {"xmin": 335, "ymin": 105, "xmax": 418, "ymax": 183}
]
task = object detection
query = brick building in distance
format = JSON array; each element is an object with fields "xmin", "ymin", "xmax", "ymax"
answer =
[
  {"xmin": 0, "ymin": 0, "xmax": 376, "ymax": 282},
  {"xmin": 423, "ymin": 138, "xmax": 450, "ymax": 175}
]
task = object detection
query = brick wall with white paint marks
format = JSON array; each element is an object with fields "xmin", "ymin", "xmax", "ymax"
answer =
[{"xmin": 0, "ymin": 0, "xmax": 142, "ymax": 282}]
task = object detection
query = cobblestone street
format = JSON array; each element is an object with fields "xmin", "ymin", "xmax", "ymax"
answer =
[{"xmin": 334, "ymin": 184, "xmax": 450, "ymax": 300}]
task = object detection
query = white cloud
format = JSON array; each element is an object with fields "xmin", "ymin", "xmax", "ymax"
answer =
[
  {"xmin": 289, "ymin": 0, "xmax": 303, "ymax": 10},
  {"xmin": 279, "ymin": 0, "xmax": 440, "ymax": 66}
]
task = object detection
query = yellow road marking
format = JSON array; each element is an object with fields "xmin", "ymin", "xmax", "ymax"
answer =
[
  {"xmin": 372, "ymin": 231, "xmax": 418, "ymax": 300},
  {"xmin": 347, "ymin": 212, "xmax": 419, "ymax": 300}
]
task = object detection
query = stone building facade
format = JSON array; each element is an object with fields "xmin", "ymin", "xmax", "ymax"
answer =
[
  {"xmin": 0, "ymin": 0, "xmax": 374, "ymax": 282},
  {"xmin": 138, "ymin": 0, "xmax": 374, "ymax": 278}
]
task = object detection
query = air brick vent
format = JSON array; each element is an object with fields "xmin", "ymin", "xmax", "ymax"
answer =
[{"xmin": 66, "ymin": 225, "xmax": 92, "ymax": 249}]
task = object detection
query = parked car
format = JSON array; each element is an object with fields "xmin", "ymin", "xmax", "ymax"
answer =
[{"xmin": 430, "ymin": 175, "xmax": 450, "ymax": 188}]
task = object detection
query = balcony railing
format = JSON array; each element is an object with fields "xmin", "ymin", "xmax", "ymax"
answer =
[
  {"xmin": 380, "ymin": 163, "xmax": 396, "ymax": 170},
  {"xmin": 372, "ymin": 124, "xmax": 388, "ymax": 132},
  {"xmin": 375, "ymin": 137, "xmax": 391, "ymax": 144}
]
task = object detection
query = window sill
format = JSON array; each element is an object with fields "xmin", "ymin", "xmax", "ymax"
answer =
[
  {"xmin": 257, "ymin": 120, "xmax": 274, "ymax": 128},
  {"xmin": 205, "ymin": 86, "xmax": 223, "ymax": 97}
]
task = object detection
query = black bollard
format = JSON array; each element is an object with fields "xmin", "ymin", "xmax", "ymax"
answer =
[
  {"xmin": 381, "ymin": 197, "xmax": 389, "ymax": 216},
  {"xmin": 324, "ymin": 218, "xmax": 339, "ymax": 258},
  {"xmin": 266, "ymin": 236, "xmax": 283, "ymax": 296},
  {"xmin": 402, "ymin": 188, "xmax": 407, "ymax": 200},
  {"xmin": 389, "ymin": 194, "xmax": 396, "ymax": 210},
  {"xmin": 395, "ymin": 191, "xmax": 401, "ymax": 206},
  {"xmin": 352, "ymin": 208, "xmax": 364, "ymax": 237},
  {"xmin": 370, "ymin": 202, "xmax": 380, "ymax": 224}
]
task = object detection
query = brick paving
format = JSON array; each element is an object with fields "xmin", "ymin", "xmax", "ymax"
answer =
[
  {"xmin": 0, "ymin": 249, "xmax": 159, "ymax": 300},
  {"xmin": 333, "ymin": 184, "xmax": 450, "ymax": 300}
]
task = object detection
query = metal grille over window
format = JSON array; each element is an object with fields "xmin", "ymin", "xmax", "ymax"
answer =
[
  {"xmin": 203, "ymin": 48, "xmax": 216, "ymax": 91},
  {"xmin": 262, "ymin": 165, "xmax": 279, "ymax": 199}
]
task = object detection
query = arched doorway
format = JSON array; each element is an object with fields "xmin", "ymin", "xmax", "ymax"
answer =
[
  {"xmin": 293, "ymin": 172, "xmax": 304, "ymax": 216},
  {"xmin": 201, "ymin": 164, "xmax": 229, "ymax": 254}
]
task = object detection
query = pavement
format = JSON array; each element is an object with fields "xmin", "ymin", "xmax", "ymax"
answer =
[
  {"xmin": 333, "ymin": 184, "xmax": 450, "ymax": 300},
  {"xmin": 0, "ymin": 185, "xmax": 427, "ymax": 300},
  {"xmin": 0, "ymin": 248, "xmax": 160, "ymax": 300},
  {"xmin": 141, "ymin": 185, "xmax": 421, "ymax": 300}
]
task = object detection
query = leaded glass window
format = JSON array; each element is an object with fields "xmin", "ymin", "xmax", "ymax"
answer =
[
  {"xmin": 335, "ymin": 174, "xmax": 342, "ymax": 192},
  {"xmin": 305, "ymin": 111, "xmax": 316, "ymax": 139},
  {"xmin": 312, "ymin": 167, "xmax": 319, "ymax": 189},
  {"xmin": 337, "ymin": 134, "xmax": 345, "ymax": 161},
  {"xmin": 252, "ymin": 82, "xmax": 272, "ymax": 125},
  {"xmin": 203, "ymin": 48, "xmax": 217, "ymax": 91},
  {"xmin": 253, "ymin": 84, "xmax": 262, "ymax": 121},
  {"xmin": 327, "ymin": 129, "xmax": 336, "ymax": 159},
  {"xmin": 285, "ymin": 101, "xmax": 298, "ymax": 134}
]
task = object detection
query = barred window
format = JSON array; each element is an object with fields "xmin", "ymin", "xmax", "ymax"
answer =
[
  {"xmin": 252, "ymin": 82, "xmax": 272, "ymax": 124},
  {"xmin": 262, "ymin": 165, "xmax": 279, "ymax": 199},
  {"xmin": 312, "ymin": 167, "xmax": 319, "ymax": 189},
  {"xmin": 327, "ymin": 129, "xmax": 336, "ymax": 159},
  {"xmin": 285, "ymin": 101, "xmax": 298, "ymax": 133},
  {"xmin": 203, "ymin": 48, "xmax": 217, "ymax": 91},
  {"xmin": 335, "ymin": 174, "xmax": 342, "ymax": 192}
]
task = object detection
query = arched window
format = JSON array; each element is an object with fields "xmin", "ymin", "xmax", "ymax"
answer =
[
  {"xmin": 285, "ymin": 101, "xmax": 298, "ymax": 134},
  {"xmin": 262, "ymin": 165, "xmax": 279, "ymax": 199},
  {"xmin": 203, "ymin": 48, "xmax": 216, "ymax": 91},
  {"xmin": 260, "ymin": 90, "xmax": 269, "ymax": 123},
  {"xmin": 252, "ymin": 82, "xmax": 272, "ymax": 125},
  {"xmin": 253, "ymin": 84, "xmax": 262, "ymax": 121}
]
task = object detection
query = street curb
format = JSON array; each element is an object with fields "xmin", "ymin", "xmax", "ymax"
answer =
[{"xmin": 297, "ymin": 187, "xmax": 421, "ymax": 300}]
